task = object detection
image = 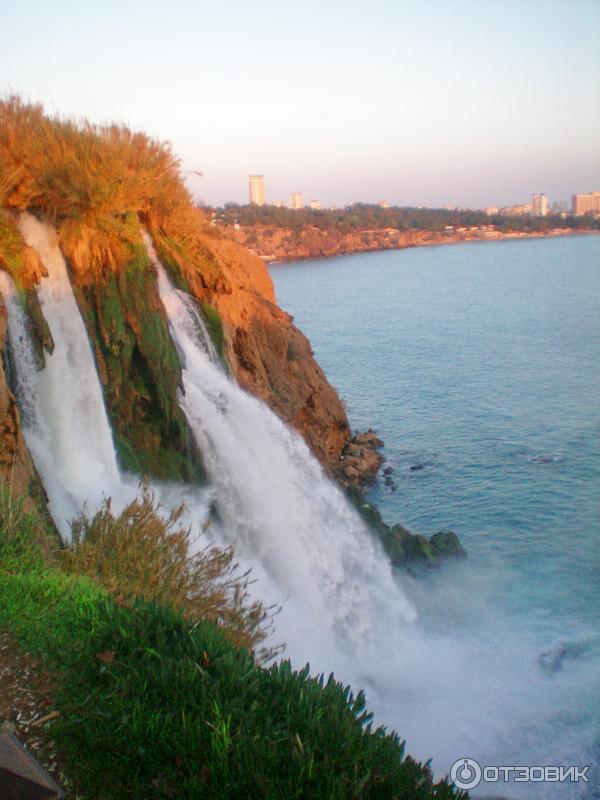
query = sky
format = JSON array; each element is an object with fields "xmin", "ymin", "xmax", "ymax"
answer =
[{"xmin": 2, "ymin": 0, "xmax": 599, "ymax": 209}]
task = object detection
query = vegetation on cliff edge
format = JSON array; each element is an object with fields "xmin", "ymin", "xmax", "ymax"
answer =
[{"xmin": 0, "ymin": 95, "xmax": 232, "ymax": 479}]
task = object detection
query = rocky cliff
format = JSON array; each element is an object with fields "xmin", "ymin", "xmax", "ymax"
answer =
[
  {"xmin": 232, "ymin": 222, "xmax": 591, "ymax": 262},
  {"xmin": 0, "ymin": 97, "xmax": 367, "ymax": 487}
]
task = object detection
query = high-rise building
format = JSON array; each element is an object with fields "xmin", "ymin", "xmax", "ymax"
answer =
[
  {"xmin": 532, "ymin": 193, "xmax": 549, "ymax": 217},
  {"xmin": 378, "ymin": 200, "xmax": 389, "ymax": 208},
  {"xmin": 571, "ymin": 191, "xmax": 600, "ymax": 215},
  {"xmin": 248, "ymin": 175, "xmax": 266, "ymax": 205},
  {"xmin": 290, "ymin": 192, "xmax": 304, "ymax": 209},
  {"xmin": 308, "ymin": 200, "xmax": 321, "ymax": 210}
]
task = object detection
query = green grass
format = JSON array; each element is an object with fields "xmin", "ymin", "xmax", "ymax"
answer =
[
  {"xmin": 0, "ymin": 486, "xmax": 57, "ymax": 571},
  {"xmin": 0, "ymin": 575, "xmax": 464, "ymax": 799},
  {"xmin": 0, "ymin": 493, "xmax": 466, "ymax": 800}
]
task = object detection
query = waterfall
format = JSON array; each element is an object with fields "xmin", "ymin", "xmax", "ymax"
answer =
[
  {"xmin": 1, "ymin": 217, "xmax": 418, "ymax": 762},
  {"xmin": 1, "ymin": 217, "xmax": 415, "ymax": 658},
  {"xmin": 0, "ymin": 215, "xmax": 136, "ymax": 535},
  {"xmin": 0, "ymin": 273, "xmax": 39, "ymax": 427},
  {"xmin": 6, "ymin": 214, "xmax": 126, "ymax": 534},
  {"xmin": 0, "ymin": 215, "xmax": 219, "ymax": 542},
  {"xmin": 146, "ymin": 234, "xmax": 416, "ymax": 661}
]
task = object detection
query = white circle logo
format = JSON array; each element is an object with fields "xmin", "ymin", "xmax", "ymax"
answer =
[{"xmin": 450, "ymin": 758, "xmax": 483, "ymax": 790}]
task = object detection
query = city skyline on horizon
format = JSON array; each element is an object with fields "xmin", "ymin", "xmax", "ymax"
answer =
[
  {"xmin": 2, "ymin": 1, "xmax": 599, "ymax": 209},
  {"xmin": 239, "ymin": 174, "xmax": 595, "ymax": 215}
]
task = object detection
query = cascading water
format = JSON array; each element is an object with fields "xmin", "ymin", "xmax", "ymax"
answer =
[
  {"xmin": 0, "ymin": 214, "xmax": 129, "ymax": 534},
  {"xmin": 0, "ymin": 214, "xmax": 212, "ymax": 539},
  {"xmin": 149, "ymin": 236, "xmax": 599, "ymax": 799},
  {"xmin": 1, "ymin": 215, "xmax": 416, "ymax": 661},
  {"xmin": 146, "ymin": 233, "xmax": 416, "ymax": 662}
]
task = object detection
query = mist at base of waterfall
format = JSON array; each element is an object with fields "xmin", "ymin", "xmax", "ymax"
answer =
[{"xmin": 271, "ymin": 236, "xmax": 600, "ymax": 798}]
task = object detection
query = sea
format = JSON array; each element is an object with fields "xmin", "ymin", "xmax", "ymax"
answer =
[{"xmin": 270, "ymin": 234, "xmax": 600, "ymax": 798}]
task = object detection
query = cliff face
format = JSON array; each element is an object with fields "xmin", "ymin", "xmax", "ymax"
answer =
[
  {"xmin": 232, "ymin": 223, "xmax": 587, "ymax": 262},
  {"xmin": 234, "ymin": 225, "xmax": 456, "ymax": 261}
]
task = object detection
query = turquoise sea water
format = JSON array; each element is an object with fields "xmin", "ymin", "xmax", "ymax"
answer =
[{"xmin": 271, "ymin": 235, "xmax": 600, "ymax": 798}]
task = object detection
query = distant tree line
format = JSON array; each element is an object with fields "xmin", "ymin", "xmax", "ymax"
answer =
[{"xmin": 210, "ymin": 202, "xmax": 600, "ymax": 234}]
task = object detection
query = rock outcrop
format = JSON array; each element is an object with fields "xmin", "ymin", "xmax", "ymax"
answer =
[
  {"xmin": 354, "ymin": 499, "xmax": 467, "ymax": 571},
  {"xmin": 333, "ymin": 430, "xmax": 384, "ymax": 489}
]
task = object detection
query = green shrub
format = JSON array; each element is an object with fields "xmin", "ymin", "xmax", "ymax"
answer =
[{"xmin": 61, "ymin": 490, "xmax": 279, "ymax": 661}]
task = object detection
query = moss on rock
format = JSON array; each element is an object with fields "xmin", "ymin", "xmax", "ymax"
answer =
[
  {"xmin": 201, "ymin": 301, "xmax": 225, "ymax": 362},
  {"xmin": 352, "ymin": 497, "xmax": 467, "ymax": 571},
  {"xmin": 71, "ymin": 235, "xmax": 201, "ymax": 483}
]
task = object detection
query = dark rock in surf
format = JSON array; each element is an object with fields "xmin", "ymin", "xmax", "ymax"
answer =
[
  {"xmin": 428, "ymin": 530, "xmax": 467, "ymax": 561},
  {"xmin": 349, "ymin": 498, "xmax": 467, "ymax": 571}
]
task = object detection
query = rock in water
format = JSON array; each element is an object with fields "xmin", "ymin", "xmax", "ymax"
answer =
[
  {"xmin": 352, "ymin": 501, "xmax": 467, "ymax": 571},
  {"xmin": 334, "ymin": 429, "xmax": 385, "ymax": 489},
  {"xmin": 429, "ymin": 530, "xmax": 467, "ymax": 561}
]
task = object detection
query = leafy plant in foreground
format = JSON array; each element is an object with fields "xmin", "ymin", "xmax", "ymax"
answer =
[{"xmin": 61, "ymin": 488, "xmax": 281, "ymax": 662}]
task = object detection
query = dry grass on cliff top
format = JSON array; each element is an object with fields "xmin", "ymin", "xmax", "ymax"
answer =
[{"xmin": 0, "ymin": 94, "xmax": 217, "ymax": 280}]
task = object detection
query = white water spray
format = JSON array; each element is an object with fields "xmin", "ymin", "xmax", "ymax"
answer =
[
  {"xmin": 146, "ymin": 234, "xmax": 416, "ymax": 661},
  {"xmin": 0, "ymin": 215, "xmax": 127, "ymax": 533}
]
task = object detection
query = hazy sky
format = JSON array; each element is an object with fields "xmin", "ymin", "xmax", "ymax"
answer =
[{"xmin": 2, "ymin": 0, "xmax": 599, "ymax": 208}]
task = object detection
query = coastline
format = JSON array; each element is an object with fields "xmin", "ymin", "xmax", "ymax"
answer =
[{"xmin": 230, "ymin": 224, "xmax": 598, "ymax": 264}]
